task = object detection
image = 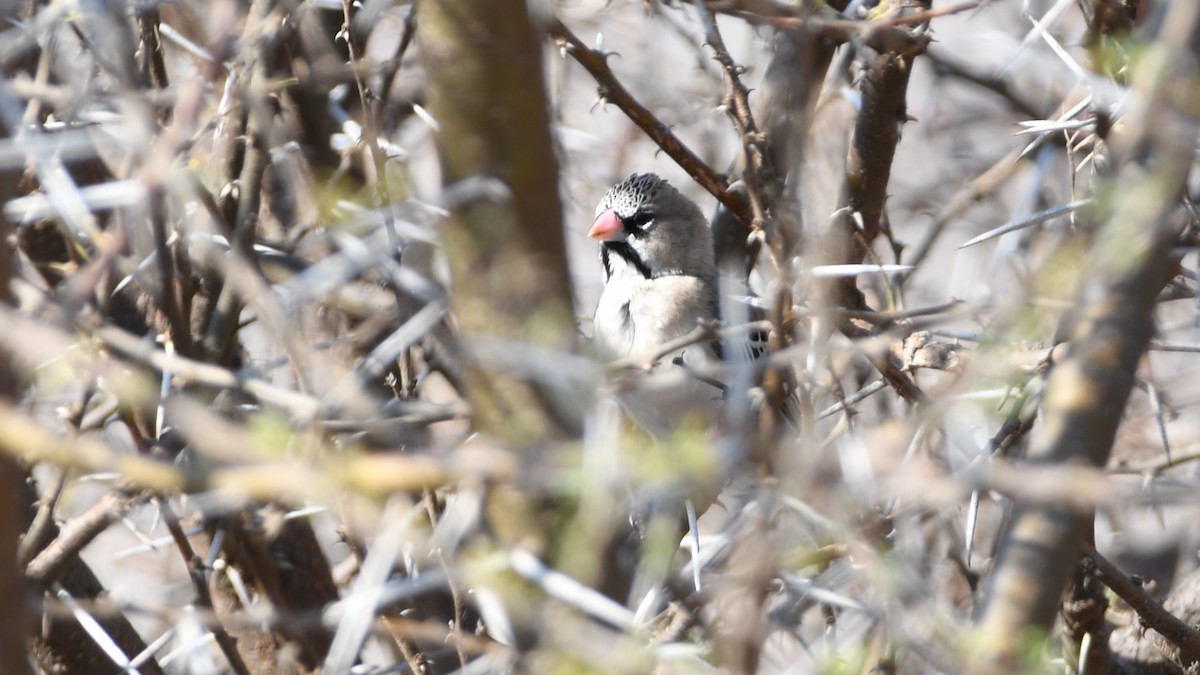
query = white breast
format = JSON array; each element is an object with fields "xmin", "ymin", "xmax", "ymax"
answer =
[{"xmin": 593, "ymin": 275, "xmax": 723, "ymax": 435}]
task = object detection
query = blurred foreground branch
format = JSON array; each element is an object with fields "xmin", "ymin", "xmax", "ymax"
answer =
[
  {"xmin": 422, "ymin": 0, "xmax": 579, "ymax": 441},
  {"xmin": 973, "ymin": 5, "xmax": 1200, "ymax": 670}
]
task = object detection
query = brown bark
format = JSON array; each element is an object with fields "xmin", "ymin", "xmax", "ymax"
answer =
[
  {"xmin": 815, "ymin": 0, "xmax": 931, "ymax": 313},
  {"xmin": 206, "ymin": 507, "xmax": 337, "ymax": 673},
  {"xmin": 419, "ymin": 0, "xmax": 578, "ymax": 441},
  {"xmin": 0, "ymin": 361, "xmax": 30, "ymax": 675}
]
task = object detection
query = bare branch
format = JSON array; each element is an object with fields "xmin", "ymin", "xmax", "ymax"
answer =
[{"xmin": 1082, "ymin": 541, "xmax": 1200, "ymax": 666}]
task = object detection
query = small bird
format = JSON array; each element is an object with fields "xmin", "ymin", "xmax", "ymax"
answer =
[
  {"xmin": 589, "ymin": 173, "xmax": 726, "ymax": 436},
  {"xmin": 588, "ymin": 173, "xmax": 785, "ymax": 606}
]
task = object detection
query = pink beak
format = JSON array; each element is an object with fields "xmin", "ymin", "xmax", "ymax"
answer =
[{"xmin": 588, "ymin": 209, "xmax": 625, "ymax": 242}]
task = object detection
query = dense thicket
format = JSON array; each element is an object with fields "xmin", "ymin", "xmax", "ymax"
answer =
[{"xmin": 0, "ymin": 1, "xmax": 1197, "ymax": 673}]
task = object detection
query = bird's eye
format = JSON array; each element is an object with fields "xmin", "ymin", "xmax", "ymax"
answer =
[{"xmin": 624, "ymin": 210, "xmax": 655, "ymax": 234}]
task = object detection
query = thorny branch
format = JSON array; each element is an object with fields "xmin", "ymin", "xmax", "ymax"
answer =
[
  {"xmin": 695, "ymin": 3, "xmax": 773, "ymax": 239},
  {"xmin": 1081, "ymin": 541, "xmax": 1200, "ymax": 665},
  {"xmin": 548, "ymin": 19, "xmax": 754, "ymax": 228}
]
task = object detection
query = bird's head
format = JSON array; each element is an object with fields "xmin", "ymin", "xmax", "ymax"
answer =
[{"xmin": 589, "ymin": 173, "xmax": 715, "ymax": 282}]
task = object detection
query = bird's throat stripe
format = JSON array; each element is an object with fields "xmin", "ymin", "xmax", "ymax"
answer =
[{"xmin": 603, "ymin": 241, "xmax": 653, "ymax": 279}]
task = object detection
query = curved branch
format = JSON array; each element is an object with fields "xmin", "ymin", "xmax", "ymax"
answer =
[{"xmin": 1081, "ymin": 541, "xmax": 1200, "ymax": 666}]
